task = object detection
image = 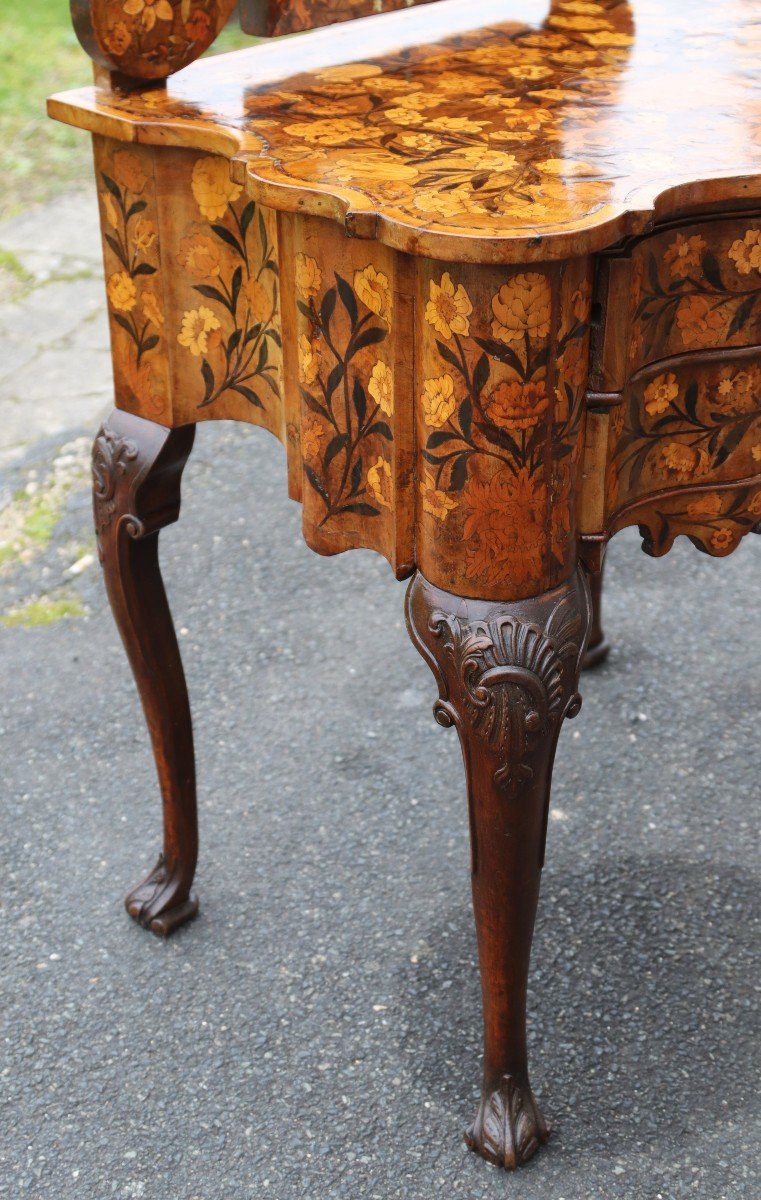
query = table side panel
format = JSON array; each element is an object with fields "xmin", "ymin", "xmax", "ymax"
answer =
[
  {"xmin": 289, "ymin": 215, "xmax": 414, "ymax": 574},
  {"xmin": 602, "ymin": 350, "xmax": 761, "ymax": 556},
  {"xmin": 94, "ymin": 136, "xmax": 760, "ymax": 580},
  {"xmin": 595, "ymin": 215, "xmax": 761, "ymax": 389},
  {"xmin": 94, "ymin": 136, "xmax": 174, "ymax": 425},
  {"xmin": 581, "ymin": 212, "xmax": 761, "ymax": 556},
  {"xmin": 607, "ymin": 351, "xmax": 761, "ymax": 504},
  {"xmin": 414, "ymin": 255, "xmax": 592, "ymax": 598},
  {"xmin": 95, "ymin": 137, "xmax": 286, "ymax": 437}
]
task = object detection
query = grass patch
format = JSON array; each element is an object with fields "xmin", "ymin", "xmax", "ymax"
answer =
[
  {"xmin": 0, "ymin": 0, "xmax": 90, "ymax": 219},
  {"xmin": 0, "ymin": 437, "xmax": 92, "ymax": 571},
  {"xmin": 0, "ymin": 245, "xmax": 36, "ymax": 300},
  {"xmin": 0, "ymin": 490, "xmax": 64, "ymax": 568},
  {"xmin": 2, "ymin": 592, "xmax": 86, "ymax": 628},
  {"xmin": 22, "ymin": 495, "xmax": 61, "ymax": 545},
  {"xmin": 0, "ymin": 3, "xmax": 254, "ymax": 220},
  {"xmin": 0, "ymin": 247, "xmax": 34, "ymax": 282}
]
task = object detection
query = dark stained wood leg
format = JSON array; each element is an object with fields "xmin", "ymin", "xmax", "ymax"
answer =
[
  {"xmin": 92, "ymin": 409, "xmax": 199, "ymax": 937},
  {"xmin": 406, "ymin": 566, "xmax": 592, "ymax": 1170},
  {"xmin": 582, "ymin": 558, "xmax": 609, "ymax": 669}
]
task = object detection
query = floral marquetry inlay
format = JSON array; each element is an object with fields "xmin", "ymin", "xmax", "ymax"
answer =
[
  {"xmin": 416, "ymin": 259, "xmax": 592, "ymax": 599},
  {"xmin": 96, "ymin": 140, "xmax": 171, "ymax": 424},
  {"xmin": 607, "ymin": 357, "xmax": 761, "ymax": 511},
  {"xmin": 608, "ymin": 482, "xmax": 761, "ymax": 560},
  {"xmin": 626, "ymin": 219, "xmax": 761, "ymax": 374},
  {"xmin": 71, "ymin": 0, "xmax": 236, "ymax": 80},
  {"xmin": 174, "ymin": 155, "xmax": 282, "ymax": 414},
  {"xmin": 289, "ymin": 217, "xmax": 407, "ymax": 569},
  {"xmin": 95, "ymin": 141, "xmax": 284, "ymax": 433},
  {"xmin": 53, "ymin": 0, "xmax": 761, "ymax": 259}
]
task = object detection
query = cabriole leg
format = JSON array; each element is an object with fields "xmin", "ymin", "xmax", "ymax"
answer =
[
  {"xmin": 582, "ymin": 558, "xmax": 609, "ymax": 669},
  {"xmin": 92, "ymin": 409, "xmax": 198, "ymax": 937},
  {"xmin": 406, "ymin": 567, "xmax": 592, "ymax": 1169}
]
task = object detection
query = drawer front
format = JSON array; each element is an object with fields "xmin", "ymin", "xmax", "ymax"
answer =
[
  {"xmin": 605, "ymin": 350, "xmax": 761, "ymax": 516},
  {"xmin": 594, "ymin": 216, "xmax": 761, "ymax": 389}
]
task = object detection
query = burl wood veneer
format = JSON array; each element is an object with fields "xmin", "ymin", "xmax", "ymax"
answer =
[{"xmin": 49, "ymin": 0, "xmax": 760, "ymax": 1174}]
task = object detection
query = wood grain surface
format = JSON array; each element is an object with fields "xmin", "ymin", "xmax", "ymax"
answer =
[{"xmin": 51, "ymin": 0, "xmax": 761, "ymax": 261}]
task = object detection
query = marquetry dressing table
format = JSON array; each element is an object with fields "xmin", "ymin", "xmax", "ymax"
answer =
[{"xmin": 49, "ymin": 0, "xmax": 761, "ymax": 1173}]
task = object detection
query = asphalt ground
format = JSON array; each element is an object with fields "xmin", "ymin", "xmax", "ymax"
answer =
[{"xmin": 1, "ymin": 413, "xmax": 759, "ymax": 1200}]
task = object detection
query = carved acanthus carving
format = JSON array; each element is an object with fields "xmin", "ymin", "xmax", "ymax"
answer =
[
  {"xmin": 92, "ymin": 424, "xmax": 139, "ymax": 536},
  {"xmin": 427, "ymin": 592, "xmax": 584, "ymax": 796}
]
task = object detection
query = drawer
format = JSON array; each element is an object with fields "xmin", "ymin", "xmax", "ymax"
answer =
[
  {"xmin": 592, "ymin": 215, "xmax": 761, "ymax": 390},
  {"xmin": 604, "ymin": 349, "xmax": 761, "ymax": 519}
]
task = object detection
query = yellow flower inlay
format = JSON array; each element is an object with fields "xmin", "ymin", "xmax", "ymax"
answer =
[
  {"xmin": 425, "ymin": 273, "xmax": 472, "ymax": 341},
  {"xmin": 687, "ymin": 493, "xmax": 722, "ymax": 517},
  {"xmin": 132, "ymin": 216, "xmax": 157, "ymax": 254},
  {"xmin": 644, "ymin": 373, "xmax": 679, "ymax": 416},
  {"xmin": 367, "ymin": 456, "xmax": 392, "ymax": 509},
  {"xmin": 368, "ymin": 360, "xmax": 394, "ymax": 417},
  {"xmin": 664, "ymin": 234, "xmax": 706, "ymax": 278},
  {"xmin": 101, "ymin": 192, "xmax": 119, "ymax": 229},
  {"xmin": 419, "ymin": 470, "xmax": 458, "ymax": 520},
  {"xmin": 301, "ymin": 418, "xmax": 325, "ymax": 459},
  {"xmin": 421, "ymin": 375, "xmax": 457, "ymax": 428},
  {"xmin": 177, "ymin": 234, "xmax": 221, "ymax": 279},
  {"xmin": 426, "ymin": 116, "xmax": 486, "ymax": 134},
  {"xmin": 245, "ymin": 277, "xmax": 271, "ymax": 324},
  {"xmin": 284, "ymin": 117, "xmax": 371, "ymax": 146},
  {"xmin": 177, "ymin": 307, "xmax": 222, "ymax": 357},
  {"xmin": 298, "ymin": 333, "xmax": 320, "ymax": 385},
  {"xmin": 486, "ymin": 380, "xmax": 548, "ymax": 431},
  {"xmin": 354, "ymin": 265, "xmax": 391, "ymax": 323},
  {"xmin": 104, "ymin": 21, "xmax": 132, "ymax": 56},
  {"xmin": 676, "ymin": 295, "xmax": 726, "ymax": 349},
  {"xmin": 728, "ymin": 229, "xmax": 761, "ymax": 275},
  {"xmin": 710, "ymin": 524, "xmax": 736, "ymax": 552},
  {"xmin": 191, "ymin": 157, "xmax": 243, "ymax": 222},
  {"xmin": 491, "ymin": 273, "xmax": 551, "ymax": 343},
  {"xmin": 107, "ymin": 271, "xmax": 137, "ymax": 314},
  {"xmin": 142, "ymin": 290, "xmax": 164, "ymax": 328},
  {"xmin": 656, "ymin": 441, "xmax": 710, "ymax": 481},
  {"xmin": 111, "ymin": 149, "xmax": 147, "ymax": 194},
  {"xmin": 123, "ymin": 0, "xmax": 173, "ymax": 31},
  {"xmin": 295, "ymin": 254, "xmax": 322, "ymax": 300}
]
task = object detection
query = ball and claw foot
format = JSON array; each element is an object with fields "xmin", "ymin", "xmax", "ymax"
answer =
[
  {"xmin": 125, "ymin": 854, "xmax": 199, "ymax": 937},
  {"xmin": 465, "ymin": 1075, "xmax": 550, "ymax": 1170}
]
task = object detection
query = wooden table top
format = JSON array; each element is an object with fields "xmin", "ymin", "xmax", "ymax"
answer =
[{"xmin": 50, "ymin": 0, "xmax": 761, "ymax": 262}]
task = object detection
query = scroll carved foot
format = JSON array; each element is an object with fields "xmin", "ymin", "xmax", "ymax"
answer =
[
  {"xmin": 406, "ymin": 566, "xmax": 592, "ymax": 1171},
  {"xmin": 465, "ymin": 1075, "xmax": 549, "ymax": 1170},
  {"xmin": 93, "ymin": 410, "xmax": 199, "ymax": 938},
  {"xmin": 125, "ymin": 854, "xmax": 199, "ymax": 937}
]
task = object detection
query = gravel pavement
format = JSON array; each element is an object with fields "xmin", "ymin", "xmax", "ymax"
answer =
[{"xmin": 1, "ymin": 193, "xmax": 759, "ymax": 1200}]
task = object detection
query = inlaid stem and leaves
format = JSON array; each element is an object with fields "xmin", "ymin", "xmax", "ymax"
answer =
[
  {"xmin": 296, "ymin": 258, "xmax": 394, "ymax": 522},
  {"xmin": 177, "ymin": 156, "xmax": 282, "ymax": 412}
]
